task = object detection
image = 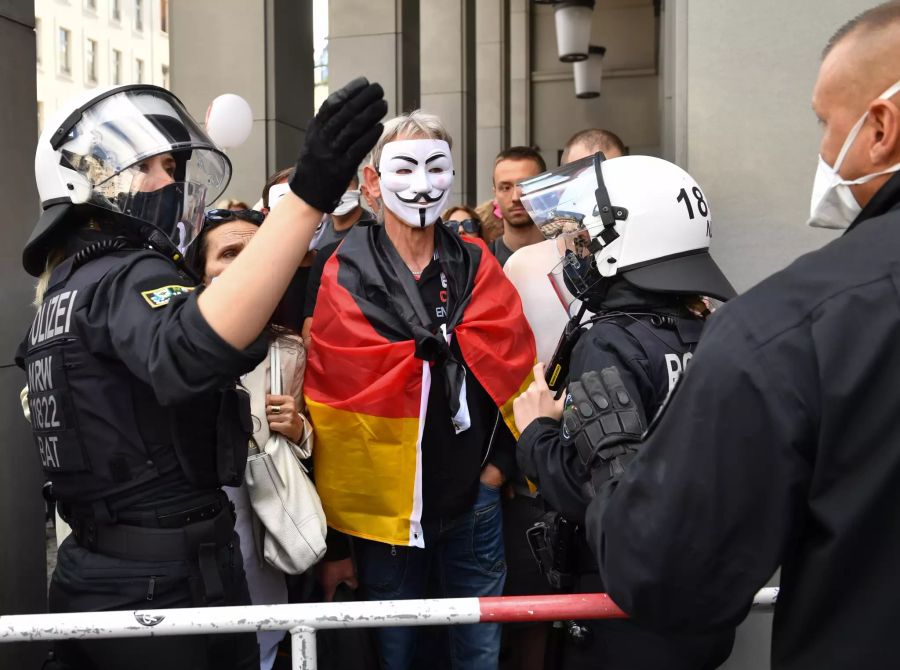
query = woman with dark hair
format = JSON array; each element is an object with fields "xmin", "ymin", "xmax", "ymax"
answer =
[
  {"xmin": 441, "ymin": 204, "xmax": 483, "ymax": 239},
  {"xmin": 189, "ymin": 208, "xmax": 310, "ymax": 670}
]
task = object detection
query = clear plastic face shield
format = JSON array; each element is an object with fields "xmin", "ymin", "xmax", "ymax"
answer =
[
  {"xmin": 54, "ymin": 87, "xmax": 231, "ymax": 253},
  {"xmin": 518, "ymin": 154, "xmax": 615, "ymax": 305}
]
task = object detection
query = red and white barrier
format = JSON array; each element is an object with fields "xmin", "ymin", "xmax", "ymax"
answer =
[{"xmin": 0, "ymin": 588, "xmax": 778, "ymax": 670}]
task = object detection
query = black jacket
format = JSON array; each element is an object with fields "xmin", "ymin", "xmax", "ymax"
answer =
[
  {"xmin": 517, "ymin": 283, "xmax": 735, "ymax": 669},
  {"xmin": 518, "ymin": 283, "xmax": 704, "ymax": 524},
  {"xmin": 17, "ymin": 241, "xmax": 267, "ymax": 515},
  {"xmin": 585, "ymin": 172, "xmax": 900, "ymax": 669}
]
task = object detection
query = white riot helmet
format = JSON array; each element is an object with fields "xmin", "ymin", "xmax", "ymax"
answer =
[
  {"xmin": 518, "ymin": 153, "xmax": 735, "ymax": 302},
  {"xmin": 24, "ymin": 85, "xmax": 231, "ymax": 276}
]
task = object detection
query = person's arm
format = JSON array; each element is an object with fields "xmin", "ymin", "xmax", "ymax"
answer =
[
  {"xmin": 266, "ymin": 335, "xmax": 307, "ymax": 442},
  {"xmin": 513, "ymin": 332, "xmax": 650, "ymax": 522},
  {"xmin": 482, "ymin": 418, "xmax": 516, "ymax": 488},
  {"xmin": 91, "ymin": 252, "xmax": 269, "ymax": 405},
  {"xmin": 585, "ymin": 314, "xmax": 811, "ymax": 633},
  {"xmin": 198, "ymin": 78, "xmax": 386, "ymax": 349},
  {"xmin": 318, "ymin": 528, "xmax": 358, "ymax": 601},
  {"xmin": 198, "ymin": 194, "xmax": 319, "ymax": 349}
]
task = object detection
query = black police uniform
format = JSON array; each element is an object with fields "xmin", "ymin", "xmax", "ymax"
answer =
[
  {"xmin": 17, "ymin": 236, "xmax": 266, "ymax": 670},
  {"xmin": 517, "ymin": 280, "xmax": 735, "ymax": 670},
  {"xmin": 580, "ymin": 173, "xmax": 900, "ymax": 670}
]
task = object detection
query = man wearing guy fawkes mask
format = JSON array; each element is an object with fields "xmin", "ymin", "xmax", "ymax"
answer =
[
  {"xmin": 305, "ymin": 110, "xmax": 536, "ymax": 668},
  {"xmin": 510, "ymin": 153, "xmax": 737, "ymax": 670}
]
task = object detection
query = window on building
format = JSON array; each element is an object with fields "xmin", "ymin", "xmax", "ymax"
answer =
[
  {"xmin": 112, "ymin": 48, "xmax": 122, "ymax": 85},
  {"xmin": 84, "ymin": 0, "xmax": 97, "ymax": 12},
  {"xmin": 160, "ymin": 0, "xmax": 168, "ymax": 33},
  {"xmin": 35, "ymin": 18, "xmax": 42, "ymax": 66},
  {"xmin": 135, "ymin": 58, "xmax": 144, "ymax": 83},
  {"xmin": 58, "ymin": 27, "xmax": 71, "ymax": 76},
  {"xmin": 161, "ymin": 64, "xmax": 169, "ymax": 89},
  {"xmin": 134, "ymin": 0, "xmax": 144, "ymax": 31},
  {"xmin": 111, "ymin": 0, "xmax": 121, "ymax": 22},
  {"xmin": 85, "ymin": 38, "xmax": 98, "ymax": 83}
]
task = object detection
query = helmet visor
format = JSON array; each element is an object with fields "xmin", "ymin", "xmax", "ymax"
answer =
[
  {"xmin": 518, "ymin": 155, "xmax": 599, "ymax": 240},
  {"xmin": 57, "ymin": 87, "xmax": 230, "ymax": 200},
  {"xmin": 55, "ymin": 87, "xmax": 231, "ymax": 251}
]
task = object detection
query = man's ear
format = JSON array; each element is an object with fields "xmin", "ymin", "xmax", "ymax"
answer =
[
  {"xmin": 868, "ymin": 99, "xmax": 900, "ymax": 168},
  {"xmin": 363, "ymin": 164, "xmax": 382, "ymax": 200}
]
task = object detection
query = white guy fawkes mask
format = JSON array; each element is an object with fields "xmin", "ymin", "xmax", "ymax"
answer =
[{"xmin": 378, "ymin": 139, "xmax": 454, "ymax": 228}]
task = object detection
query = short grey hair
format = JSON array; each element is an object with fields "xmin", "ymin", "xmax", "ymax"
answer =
[{"xmin": 370, "ymin": 110, "xmax": 453, "ymax": 169}]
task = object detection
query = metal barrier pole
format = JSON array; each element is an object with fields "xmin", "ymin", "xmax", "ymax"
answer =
[
  {"xmin": 0, "ymin": 588, "xmax": 779, "ymax": 648},
  {"xmin": 291, "ymin": 625, "xmax": 317, "ymax": 670}
]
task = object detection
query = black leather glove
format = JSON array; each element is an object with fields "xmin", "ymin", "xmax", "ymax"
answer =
[
  {"xmin": 290, "ymin": 77, "xmax": 387, "ymax": 213},
  {"xmin": 563, "ymin": 367, "xmax": 645, "ymax": 482}
]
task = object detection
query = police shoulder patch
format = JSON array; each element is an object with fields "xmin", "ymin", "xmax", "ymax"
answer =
[{"xmin": 140, "ymin": 285, "xmax": 195, "ymax": 309}]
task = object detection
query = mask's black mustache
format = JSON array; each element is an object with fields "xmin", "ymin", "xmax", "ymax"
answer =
[{"xmin": 395, "ymin": 190, "xmax": 445, "ymax": 204}]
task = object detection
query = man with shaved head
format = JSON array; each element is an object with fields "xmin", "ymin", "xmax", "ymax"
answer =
[
  {"xmin": 560, "ymin": 128, "xmax": 627, "ymax": 164},
  {"xmin": 525, "ymin": 3, "xmax": 900, "ymax": 668}
]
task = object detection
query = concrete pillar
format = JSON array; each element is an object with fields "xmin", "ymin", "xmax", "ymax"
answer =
[
  {"xmin": 0, "ymin": 2, "xmax": 51, "ymax": 668},
  {"xmin": 475, "ymin": 0, "xmax": 508, "ymax": 203},
  {"xmin": 169, "ymin": 0, "xmax": 315, "ymax": 205},
  {"xmin": 328, "ymin": 0, "xmax": 419, "ymax": 119},
  {"xmin": 420, "ymin": 0, "xmax": 476, "ymax": 206},
  {"xmin": 508, "ymin": 0, "xmax": 530, "ymax": 146}
]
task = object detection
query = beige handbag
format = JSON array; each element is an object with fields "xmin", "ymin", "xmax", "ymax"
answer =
[{"xmin": 244, "ymin": 341, "xmax": 327, "ymax": 574}]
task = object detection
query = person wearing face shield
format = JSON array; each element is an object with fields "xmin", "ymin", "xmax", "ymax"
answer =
[
  {"xmin": 512, "ymin": 4, "xmax": 900, "ymax": 669},
  {"xmin": 509, "ymin": 152, "xmax": 737, "ymax": 669},
  {"xmin": 16, "ymin": 80, "xmax": 386, "ymax": 670},
  {"xmin": 302, "ymin": 110, "xmax": 536, "ymax": 669}
]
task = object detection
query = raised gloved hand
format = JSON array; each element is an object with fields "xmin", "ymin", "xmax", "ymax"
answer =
[
  {"xmin": 290, "ymin": 77, "xmax": 387, "ymax": 213},
  {"xmin": 563, "ymin": 367, "xmax": 645, "ymax": 482}
]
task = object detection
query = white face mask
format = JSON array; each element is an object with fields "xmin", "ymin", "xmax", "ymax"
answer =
[
  {"xmin": 378, "ymin": 139, "xmax": 454, "ymax": 228},
  {"xmin": 809, "ymin": 79, "xmax": 900, "ymax": 230},
  {"xmin": 267, "ymin": 182, "xmax": 291, "ymax": 211},
  {"xmin": 332, "ymin": 189, "xmax": 361, "ymax": 217}
]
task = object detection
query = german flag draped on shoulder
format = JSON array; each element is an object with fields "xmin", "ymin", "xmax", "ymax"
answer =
[{"xmin": 305, "ymin": 223, "xmax": 535, "ymax": 547}]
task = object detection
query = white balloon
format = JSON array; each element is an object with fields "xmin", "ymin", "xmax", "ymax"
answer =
[{"xmin": 205, "ymin": 93, "xmax": 253, "ymax": 149}]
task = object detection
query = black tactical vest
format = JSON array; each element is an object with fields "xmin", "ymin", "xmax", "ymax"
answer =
[{"xmin": 20, "ymin": 250, "xmax": 251, "ymax": 513}]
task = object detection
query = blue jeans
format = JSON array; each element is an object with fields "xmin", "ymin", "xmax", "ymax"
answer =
[{"xmin": 355, "ymin": 482, "xmax": 506, "ymax": 670}]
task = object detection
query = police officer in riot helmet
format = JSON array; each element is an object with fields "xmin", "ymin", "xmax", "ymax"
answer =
[
  {"xmin": 17, "ymin": 81, "xmax": 385, "ymax": 669},
  {"xmin": 512, "ymin": 153, "xmax": 737, "ymax": 669}
]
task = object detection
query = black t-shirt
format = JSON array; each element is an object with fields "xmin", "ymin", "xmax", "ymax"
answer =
[
  {"xmin": 415, "ymin": 255, "xmax": 515, "ymax": 521},
  {"xmin": 271, "ymin": 266, "xmax": 311, "ymax": 332},
  {"xmin": 415, "ymin": 254, "xmax": 448, "ymax": 331},
  {"xmin": 303, "ymin": 216, "xmax": 376, "ymax": 321},
  {"xmin": 488, "ymin": 236, "xmax": 514, "ymax": 267}
]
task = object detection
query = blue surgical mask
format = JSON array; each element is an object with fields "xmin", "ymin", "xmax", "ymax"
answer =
[{"xmin": 809, "ymin": 79, "xmax": 900, "ymax": 230}]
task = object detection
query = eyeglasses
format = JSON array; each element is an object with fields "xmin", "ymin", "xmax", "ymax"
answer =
[
  {"xmin": 204, "ymin": 208, "xmax": 266, "ymax": 226},
  {"xmin": 445, "ymin": 218, "xmax": 481, "ymax": 235}
]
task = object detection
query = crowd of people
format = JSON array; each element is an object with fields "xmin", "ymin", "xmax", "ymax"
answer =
[{"xmin": 16, "ymin": 3, "xmax": 900, "ymax": 670}]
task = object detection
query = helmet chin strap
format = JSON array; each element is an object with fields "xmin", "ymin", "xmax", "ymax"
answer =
[{"xmin": 588, "ymin": 152, "xmax": 629, "ymax": 255}]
